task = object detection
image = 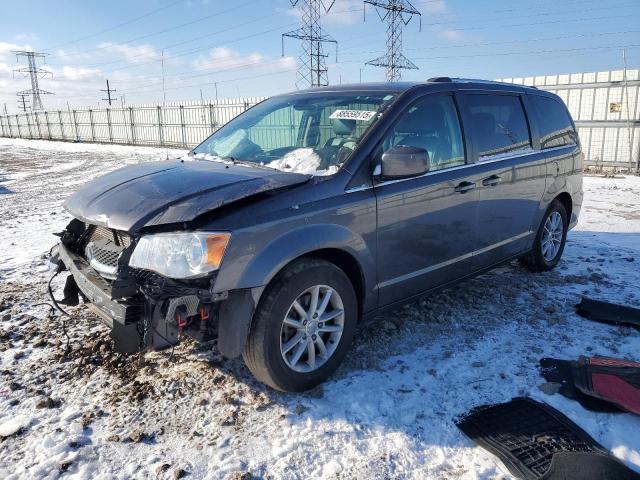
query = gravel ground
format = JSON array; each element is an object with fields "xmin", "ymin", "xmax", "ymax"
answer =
[{"xmin": 0, "ymin": 138, "xmax": 639, "ymax": 479}]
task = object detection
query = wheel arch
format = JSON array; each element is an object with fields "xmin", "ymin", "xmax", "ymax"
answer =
[
  {"xmin": 216, "ymin": 223, "xmax": 375, "ymax": 312},
  {"xmin": 281, "ymin": 248, "xmax": 366, "ymax": 320},
  {"xmin": 554, "ymin": 191, "xmax": 573, "ymax": 219}
]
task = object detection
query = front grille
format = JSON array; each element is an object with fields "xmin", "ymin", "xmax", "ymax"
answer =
[
  {"xmin": 86, "ymin": 224, "xmax": 132, "ymax": 248},
  {"xmin": 82, "ymin": 223, "xmax": 134, "ymax": 280},
  {"xmin": 86, "ymin": 242, "xmax": 121, "ymax": 268}
]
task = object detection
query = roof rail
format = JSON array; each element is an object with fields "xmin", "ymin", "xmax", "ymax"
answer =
[{"xmin": 427, "ymin": 76, "xmax": 452, "ymax": 83}]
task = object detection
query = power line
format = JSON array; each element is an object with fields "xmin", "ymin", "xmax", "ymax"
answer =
[
  {"xmin": 100, "ymin": 79, "xmax": 116, "ymax": 106},
  {"xmin": 49, "ymin": 0, "xmax": 260, "ymax": 61},
  {"xmin": 338, "ymin": 11, "xmax": 638, "ymax": 56},
  {"xmin": 45, "ymin": 0, "xmax": 184, "ymax": 51},
  {"xmin": 13, "ymin": 51, "xmax": 53, "ymax": 111},
  {"xmin": 70, "ymin": 4, "xmax": 360, "ymax": 75},
  {"xmin": 119, "ymin": 56, "xmax": 297, "ymax": 94},
  {"xmin": 80, "ymin": 22, "xmax": 298, "ymax": 75},
  {"xmin": 120, "ymin": 66, "xmax": 299, "ymax": 98},
  {"xmin": 337, "ymin": 43, "xmax": 640, "ymax": 65},
  {"xmin": 341, "ymin": 29, "xmax": 640, "ymax": 56},
  {"xmin": 283, "ymin": 0, "xmax": 338, "ymax": 88},
  {"xmin": 364, "ymin": 1, "xmax": 422, "ymax": 82},
  {"xmin": 410, "ymin": 43, "xmax": 640, "ymax": 61}
]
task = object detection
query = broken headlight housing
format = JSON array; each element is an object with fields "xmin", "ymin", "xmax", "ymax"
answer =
[{"xmin": 129, "ymin": 232, "xmax": 230, "ymax": 279}]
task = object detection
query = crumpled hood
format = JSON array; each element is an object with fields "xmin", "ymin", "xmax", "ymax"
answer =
[{"xmin": 64, "ymin": 159, "xmax": 310, "ymax": 232}]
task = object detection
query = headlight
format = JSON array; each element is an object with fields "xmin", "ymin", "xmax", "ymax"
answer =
[{"xmin": 129, "ymin": 232, "xmax": 230, "ymax": 279}]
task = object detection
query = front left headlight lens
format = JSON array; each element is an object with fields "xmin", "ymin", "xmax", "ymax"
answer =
[{"xmin": 129, "ymin": 232, "xmax": 230, "ymax": 279}]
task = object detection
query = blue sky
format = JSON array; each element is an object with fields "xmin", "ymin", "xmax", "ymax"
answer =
[{"xmin": 1, "ymin": 0, "xmax": 639, "ymax": 113}]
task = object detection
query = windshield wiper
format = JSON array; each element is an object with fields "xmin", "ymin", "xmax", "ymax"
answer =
[{"xmin": 231, "ymin": 158, "xmax": 278, "ymax": 170}]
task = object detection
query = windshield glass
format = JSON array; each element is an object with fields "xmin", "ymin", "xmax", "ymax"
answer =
[{"xmin": 192, "ymin": 91, "xmax": 397, "ymax": 176}]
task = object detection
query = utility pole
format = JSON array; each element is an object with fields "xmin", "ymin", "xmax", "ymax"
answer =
[
  {"xmin": 161, "ymin": 50, "xmax": 167, "ymax": 104},
  {"xmin": 621, "ymin": 49, "xmax": 637, "ymax": 173},
  {"xmin": 364, "ymin": 1, "xmax": 421, "ymax": 82},
  {"xmin": 282, "ymin": 0, "xmax": 338, "ymax": 89},
  {"xmin": 214, "ymin": 82, "xmax": 218, "ymax": 102},
  {"xmin": 17, "ymin": 93, "xmax": 30, "ymax": 112},
  {"xmin": 100, "ymin": 79, "xmax": 116, "ymax": 106},
  {"xmin": 12, "ymin": 50, "xmax": 53, "ymax": 110}
]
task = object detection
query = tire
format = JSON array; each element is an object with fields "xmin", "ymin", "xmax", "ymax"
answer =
[
  {"xmin": 242, "ymin": 258, "xmax": 358, "ymax": 392},
  {"xmin": 520, "ymin": 199, "xmax": 568, "ymax": 272}
]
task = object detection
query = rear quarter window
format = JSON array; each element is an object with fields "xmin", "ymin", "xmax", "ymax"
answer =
[
  {"xmin": 530, "ymin": 95, "xmax": 578, "ymax": 149},
  {"xmin": 464, "ymin": 94, "xmax": 532, "ymax": 160}
]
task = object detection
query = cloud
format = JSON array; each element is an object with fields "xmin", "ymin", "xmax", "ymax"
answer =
[
  {"xmin": 419, "ymin": 0, "xmax": 447, "ymax": 14},
  {"xmin": 15, "ymin": 33, "xmax": 38, "ymax": 43},
  {"xmin": 193, "ymin": 47, "xmax": 295, "ymax": 73},
  {"xmin": 0, "ymin": 41, "xmax": 32, "ymax": 56},
  {"xmin": 55, "ymin": 48, "xmax": 95, "ymax": 61},
  {"xmin": 194, "ymin": 47, "xmax": 263, "ymax": 71},
  {"xmin": 97, "ymin": 42, "xmax": 161, "ymax": 63},
  {"xmin": 60, "ymin": 66, "xmax": 102, "ymax": 81},
  {"xmin": 435, "ymin": 28, "xmax": 464, "ymax": 41}
]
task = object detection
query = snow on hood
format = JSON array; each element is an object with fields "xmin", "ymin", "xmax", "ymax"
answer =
[
  {"xmin": 267, "ymin": 148, "xmax": 338, "ymax": 176},
  {"xmin": 184, "ymin": 147, "xmax": 339, "ymax": 176}
]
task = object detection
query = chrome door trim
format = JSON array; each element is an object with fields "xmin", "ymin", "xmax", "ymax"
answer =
[
  {"xmin": 376, "ymin": 231, "xmax": 532, "ymax": 290},
  {"xmin": 346, "ymin": 145, "xmax": 573, "ymax": 194}
]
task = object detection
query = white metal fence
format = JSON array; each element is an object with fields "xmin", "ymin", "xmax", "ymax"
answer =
[
  {"xmin": 2, "ymin": 69, "xmax": 640, "ymax": 170},
  {"xmin": 0, "ymin": 97, "xmax": 266, "ymax": 148},
  {"xmin": 499, "ymin": 69, "xmax": 640, "ymax": 171}
]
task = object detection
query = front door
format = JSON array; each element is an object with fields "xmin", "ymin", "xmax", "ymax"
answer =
[{"xmin": 374, "ymin": 93, "xmax": 481, "ymax": 306}]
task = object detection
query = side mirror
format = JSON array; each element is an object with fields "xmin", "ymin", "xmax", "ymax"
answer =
[{"xmin": 377, "ymin": 145, "xmax": 430, "ymax": 180}]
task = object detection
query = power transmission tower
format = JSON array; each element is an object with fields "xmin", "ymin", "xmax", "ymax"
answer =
[
  {"xmin": 17, "ymin": 93, "xmax": 31, "ymax": 112},
  {"xmin": 12, "ymin": 51, "xmax": 53, "ymax": 110},
  {"xmin": 101, "ymin": 79, "xmax": 117, "ymax": 106},
  {"xmin": 282, "ymin": 0, "xmax": 338, "ymax": 89},
  {"xmin": 364, "ymin": 0, "xmax": 421, "ymax": 82}
]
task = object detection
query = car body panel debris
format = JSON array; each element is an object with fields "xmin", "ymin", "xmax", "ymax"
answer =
[{"xmin": 576, "ymin": 297, "xmax": 640, "ymax": 329}]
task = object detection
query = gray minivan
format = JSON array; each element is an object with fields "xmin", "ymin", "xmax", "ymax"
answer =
[{"xmin": 53, "ymin": 78, "xmax": 583, "ymax": 391}]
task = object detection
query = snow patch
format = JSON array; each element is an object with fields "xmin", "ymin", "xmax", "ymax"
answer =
[
  {"xmin": 267, "ymin": 148, "xmax": 337, "ymax": 176},
  {"xmin": 0, "ymin": 415, "xmax": 30, "ymax": 438}
]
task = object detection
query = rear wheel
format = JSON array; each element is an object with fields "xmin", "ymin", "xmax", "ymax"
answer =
[
  {"xmin": 520, "ymin": 199, "xmax": 568, "ymax": 272},
  {"xmin": 242, "ymin": 258, "xmax": 357, "ymax": 392}
]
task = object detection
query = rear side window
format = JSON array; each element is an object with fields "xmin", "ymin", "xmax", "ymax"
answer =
[
  {"xmin": 530, "ymin": 95, "xmax": 577, "ymax": 149},
  {"xmin": 464, "ymin": 94, "xmax": 532, "ymax": 159}
]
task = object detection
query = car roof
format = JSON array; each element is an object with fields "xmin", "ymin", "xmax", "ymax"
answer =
[{"xmin": 286, "ymin": 78, "xmax": 543, "ymax": 96}]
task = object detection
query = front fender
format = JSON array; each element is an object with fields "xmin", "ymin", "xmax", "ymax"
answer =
[{"xmin": 213, "ymin": 223, "xmax": 374, "ymax": 306}]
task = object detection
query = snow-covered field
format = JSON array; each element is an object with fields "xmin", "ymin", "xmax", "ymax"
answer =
[{"xmin": 0, "ymin": 137, "xmax": 639, "ymax": 479}]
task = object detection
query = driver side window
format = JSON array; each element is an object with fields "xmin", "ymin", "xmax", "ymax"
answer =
[{"xmin": 382, "ymin": 95, "xmax": 465, "ymax": 172}]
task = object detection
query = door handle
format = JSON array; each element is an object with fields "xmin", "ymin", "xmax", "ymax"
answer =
[
  {"xmin": 481, "ymin": 175, "xmax": 501, "ymax": 187},
  {"xmin": 454, "ymin": 181, "xmax": 476, "ymax": 193}
]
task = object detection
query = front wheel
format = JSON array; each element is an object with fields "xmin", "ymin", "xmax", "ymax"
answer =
[
  {"xmin": 520, "ymin": 199, "xmax": 568, "ymax": 272},
  {"xmin": 242, "ymin": 258, "xmax": 358, "ymax": 392}
]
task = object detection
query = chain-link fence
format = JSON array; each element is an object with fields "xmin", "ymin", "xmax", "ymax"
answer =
[{"xmin": 0, "ymin": 97, "xmax": 266, "ymax": 149}]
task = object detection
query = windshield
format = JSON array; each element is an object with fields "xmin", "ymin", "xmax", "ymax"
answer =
[{"xmin": 192, "ymin": 91, "xmax": 397, "ymax": 175}]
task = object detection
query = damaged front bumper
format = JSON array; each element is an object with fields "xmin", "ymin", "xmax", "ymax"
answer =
[{"xmin": 50, "ymin": 239, "xmax": 259, "ymax": 358}]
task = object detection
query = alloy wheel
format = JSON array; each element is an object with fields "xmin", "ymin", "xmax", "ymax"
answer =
[
  {"xmin": 541, "ymin": 211, "xmax": 563, "ymax": 261},
  {"xmin": 279, "ymin": 285, "xmax": 344, "ymax": 373}
]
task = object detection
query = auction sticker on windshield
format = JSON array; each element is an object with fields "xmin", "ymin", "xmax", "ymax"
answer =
[{"xmin": 329, "ymin": 110, "xmax": 378, "ymax": 121}]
